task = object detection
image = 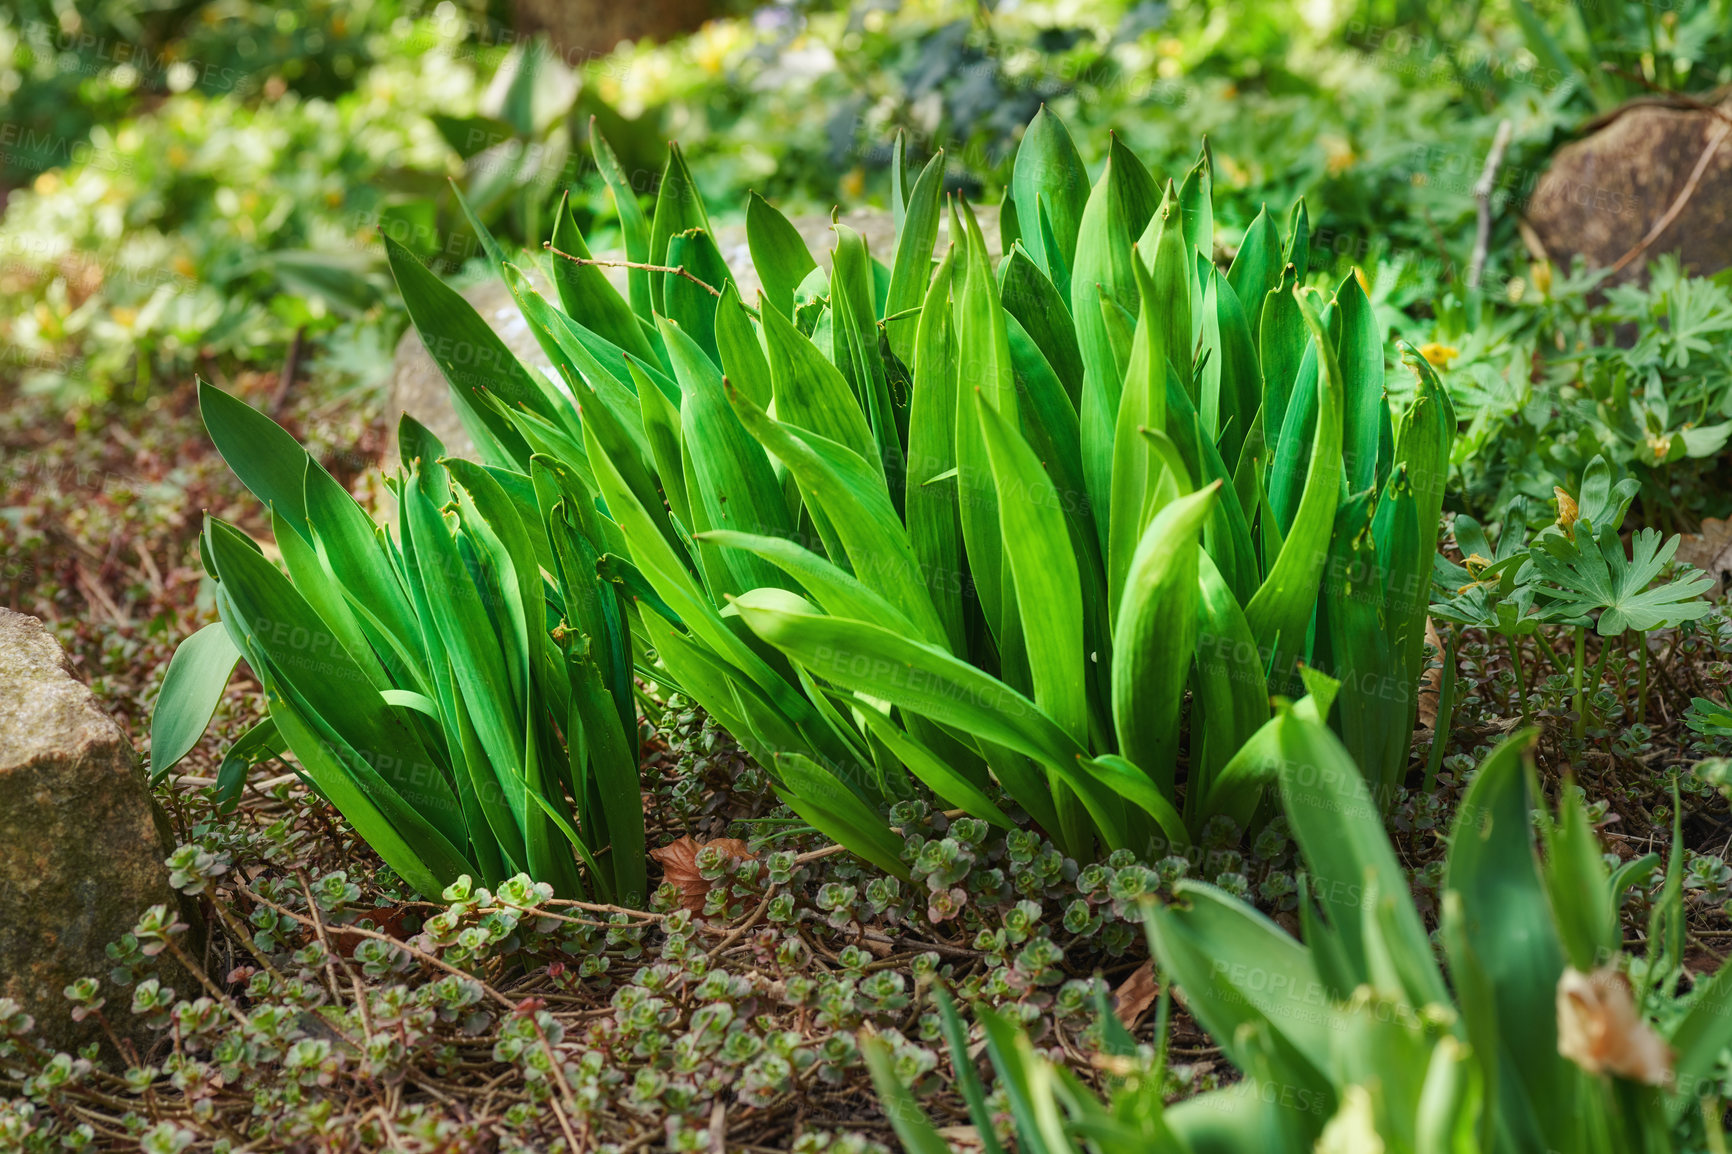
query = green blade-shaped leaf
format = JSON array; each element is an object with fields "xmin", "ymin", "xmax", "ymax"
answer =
[
  {"xmin": 1146, "ymin": 882, "xmax": 1334, "ymax": 1089},
  {"xmin": 1279, "ymin": 704, "xmax": 1450, "ymax": 1011},
  {"xmin": 759, "ymin": 290, "xmax": 881, "ymax": 474},
  {"xmin": 773, "ymin": 752, "xmax": 908, "ymax": 879},
  {"xmin": 550, "ymin": 195, "xmax": 657, "ymax": 363},
  {"xmin": 150, "ymin": 621, "xmax": 242, "ymax": 779},
  {"xmin": 860, "ymin": 1033, "xmax": 952, "ymax": 1154},
  {"xmin": 1112, "ymin": 485, "xmax": 1215, "ymax": 796},
  {"xmin": 1189, "ymin": 550, "xmax": 1270, "ymax": 825},
  {"xmin": 1245, "ymin": 290, "xmax": 1343, "ymax": 694},
  {"xmin": 1011, "ymin": 106, "xmax": 1089, "ymax": 288},
  {"xmin": 905, "ymin": 248, "xmax": 967, "ymax": 655},
  {"xmin": 198, "ymin": 378, "xmax": 328, "ymax": 540},
  {"xmin": 1336, "ymin": 271, "xmax": 1386, "ymax": 496},
  {"xmin": 885, "ymin": 149, "xmax": 945, "ymax": 363},
  {"xmin": 1001, "ymin": 244, "xmax": 1083, "ymax": 407},
  {"xmin": 384, "ymin": 235, "xmax": 549, "ymax": 469},
  {"xmin": 1074, "ymin": 137, "xmax": 1161, "ymax": 536},
  {"xmin": 589, "ymin": 121, "xmax": 654, "ymax": 319},
  {"xmin": 1226, "ymin": 206, "xmax": 1282, "ymax": 342},
  {"xmin": 976, "ymin": 391, "xmax": 1086, "ymax": 746},
  {"xmin": 728, "ymin": 384, "xmax": 947, "ymax": 647},
  {"xmin": 647, "ymin": 143, "xmax": 711, "ymax": 315},
  {"xmin": 1443, "ymin": 729, "xmax": 1566, "ymax": 1140},
  {"xmin": 730, "ymin": 589, "xmax": 1068, "ymax": 836},
  {"xmin": 747, "ymin": 191, "xmax": 817, "ymax": 320},
  {"xmin": 212, "ymin": 716, "xmax": 282, "ymax": 813},
  {"xmin": 663, "ymin": 228, "xmax": 734, "ymax": 365}
]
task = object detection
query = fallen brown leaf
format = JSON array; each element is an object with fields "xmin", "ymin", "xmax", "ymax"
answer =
[
  {"xmin": 1112, "ymin": 960, "xmax": 1160, "ymax": 1029},
  {"xmin": 1418, "ymin": 617, "xmax": 1445, "ymax": 730},
  {"xmin": 650, "ymin": 836, "xmax": 756, "ymax": 912}
]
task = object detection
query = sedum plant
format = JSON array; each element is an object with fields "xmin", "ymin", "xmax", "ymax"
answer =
[
  {"xmin": 869, "ymin": 692, "xmax": 1732, "ymax": 1153},
  {"xmin": 382, "ymin": 107, "xmax": 1456, "ymax": 869},
  {"xmin": 151, "ymin": 385, "xmax": 647, "ymax": 904}
]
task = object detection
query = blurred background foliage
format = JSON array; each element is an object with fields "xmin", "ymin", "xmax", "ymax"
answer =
[{"xmin": 2, "ymin": 0, "xmax": 1730, "ymax": 511}]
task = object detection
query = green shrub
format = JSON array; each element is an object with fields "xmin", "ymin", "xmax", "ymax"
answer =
[
  {"xmin": 151, "ymin": 384, "xmax": 646, "ymax": 904},
  {"xmin": 1445, "ymin": 256, "xmax": 1732, "ymax": 532},
  {"xmin": 382, "ymin": 106, "xmax": 1455, "ymax": 868},
  {"xmin": 157, "ymin": 105, "xmax": 1460, "ymax": 894}
]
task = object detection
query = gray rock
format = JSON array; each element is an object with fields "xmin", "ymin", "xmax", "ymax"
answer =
[
  {"xmin": 385, "ymin": 206, "xmax": 998, "ymax": 466},
  {"xmin": 1525, "ymin": 93, "xmax": 1732, "ymax": 287},
  {"xmin": 0, "ymin": 608, "xmax": 184, "ymax": 1054}
]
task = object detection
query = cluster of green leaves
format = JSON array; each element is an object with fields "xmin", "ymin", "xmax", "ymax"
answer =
[
  {"xmin": 151, "ymin": 383, "xmax": 646, "ymax": 905},
  {"xmin": 1495, "ymin": 0, "xmax": 1732, "ymax": 113},
  {"xmin": 375, "ymin": 103, "xmax": 1455, "ymax": 878},
  {"xmin": 0, "ymin": 0, "xmax": 421, "ymax": 185},
  {"xmin": 871, "ymin": 698, "xmax": 1732, "ymax": 1153},
  {"xmin": 1432, "ymin": 455, "xmax": 1712, "ymax": 740},
  {"xmin": 1445, "ymin": 258, "xmax": 1732, "ymax": 532},
  {"xmin": 0, "ymin": 10, "xmax": 508, "ymax": 404}
]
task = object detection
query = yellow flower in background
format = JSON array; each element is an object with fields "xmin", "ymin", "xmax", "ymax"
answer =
[
  {"xmin": 1418, "ymin": 342, "xmax": 1458, "ymax": 368},
  {"xmin": 1320, "ymin": 134, "xmax": 1357, "ymax": 176},
  {"xmin": 172, "ymin": 255, "xmax": 196, "ymax": 279},
  {"xmin": 109, "ymin": 306, "xmax": 138, "ymax": 329},
  {"xmin": 840, "ymin": 167, "xmax": 865, "ymax": 200},
  {"xmin": 1215, "ymin": 153, "xmax": 1249, "ymax": 189},
  {"xmin": 1530, "ymin": 260, "xmax": 1554, "ymax": 297},
  {"xmin": 692, "ymin": 21, "xmax": 741, "ymax": 76},
  {"xmin": 33, "ymin": 171, "xmax": 60, "ymax": 195},
  {"xmin": 1555, "ymin": 486, "xmax": 1579, "ymax": 534}
]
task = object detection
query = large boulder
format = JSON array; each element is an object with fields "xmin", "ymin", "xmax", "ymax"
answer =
[
  {"xmin": 1525, "ymin": 93, "xmax": 1732, "ymax": 286},
  {"xmin": 0, "ymin": 609, "xmax": 184, "ymax": 1054},
  {"xmin": 385, "ymin": 206, "xmax": 994, "ymax": 465}
]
